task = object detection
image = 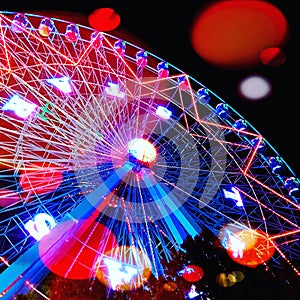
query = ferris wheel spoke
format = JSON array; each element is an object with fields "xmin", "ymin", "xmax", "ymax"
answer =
[{"xmin": 0, "ymin": 12, "xmax": 299, "ymax": 298}]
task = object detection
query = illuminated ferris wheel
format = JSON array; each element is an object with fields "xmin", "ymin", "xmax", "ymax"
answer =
[{"xmin": 0, "ymin": 11, "xmax": 299, "ymax": 298}]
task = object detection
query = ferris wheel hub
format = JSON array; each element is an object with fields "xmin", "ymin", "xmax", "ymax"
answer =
[{"xmin": 127, "ymin": 138, "xmax": 156, "ymax": 173}]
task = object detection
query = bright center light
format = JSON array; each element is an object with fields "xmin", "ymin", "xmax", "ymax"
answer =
[{"xmin": 128, "ymin": 138, "xmax": 156, "ymax": 163}]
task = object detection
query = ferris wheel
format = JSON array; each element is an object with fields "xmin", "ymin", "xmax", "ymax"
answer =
[{"xmin": 0, "ymin": 11, "xmax": 299, "ymax": 298}]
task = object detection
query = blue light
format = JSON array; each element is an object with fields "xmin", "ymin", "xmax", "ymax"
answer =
[
  {"xmin": 250, "ymin": 138, "xmax": 266, "ymax": 153},
  {"xmin": 268, "ymin": 157, "xmax": 282, "ymax": 174},
  {"xmin": 215, "ymin": 103, "xmax": 229, "ymax": 119},
  {"xmin": 157, "ymin": 61, "xmax": 169, "ymax": 71},
  {"xmin": 234, "ymin": 119, "xmax": 248, "ymax": 131},
  {"xmin": 284, "ymin": 177, "xmax": 299, "ymax": 196},
  {"xmin": 196, "ymin": 87, "xmax": 210, "ymax": 103}
]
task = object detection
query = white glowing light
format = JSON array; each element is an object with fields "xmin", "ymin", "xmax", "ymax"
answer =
[
  {"xmin": 2, "ymin": 95, "xmax": 38, "ymax": 118},
  {"xmin": 128, "ymin": 138, "xmax": 156, "ymax": 163},
  {"xmin": 156, "ymin": 106, "xmax": 172, "ymax": 119},
  {"xmin": 46, "ymin": 76, "xmax": 73, "ymax": 93},
  {"xmin": 223, "ymin": 186, "xmax": 243, "ymax": 207},
  {"xmin": 239, "ymin": 75, "xmax": 272, "ymax": 100},
  {"xmin": 222, "ymin": 229, "xmax": 245, "ymax": 258},
  {"xmin": 105, "ymin": 82, "xmax": 125, "ymax": 98},
  {"xmin": 103, "ymin": 257, "xmax": 138, "ymax": 290},
  {"xmin": 24, "ymin": 213, "xmax": 57, "ymax": 241}
]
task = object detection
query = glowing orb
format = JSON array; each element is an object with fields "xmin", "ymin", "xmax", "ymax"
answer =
[
  {"xmin": 238, "ymin": 75, "xmax": 272, "ymax": 100},
  {"xmin": 19, "ymin": 162, "xmax": 63, "ymax": 195},
  {"xmin": 216, "ymin": 272, "xmax": 236, "ymax": 287},
  {"xmin": 88, "ymin": 8, "xmax": 120, "ymax": 32},
  {"xmin": 96, "ymin": 245, "xmax": 152, "ymax": 291},
  {"xmin": 227, "ymin": 229, "xmax": 276, "ymax": 267},
  {"xmin": 181, "ymin": 264, "xmax": 204, "ymax": 282},
  {"xmin": 230, "ymin": 271, "xmax": 245, "ymax": 282},
  {"xmin": 39, "ymin": 220, "xmax": 118, "ymax": 279},
  {"xmin": 128, "ymin": 138, "xmax": 156, "ymax": 163},
  {"xmin": 259, "ymin": 47, "xmax": 286, "ymax": 67},
  {"xmin": 190, "ymin": 0, "xmax": 289, "ymax": 68}
]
